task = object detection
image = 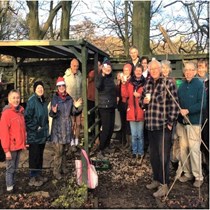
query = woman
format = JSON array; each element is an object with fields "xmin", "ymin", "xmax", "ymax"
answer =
[
  {"xmin": 49, "ymin": 77, "xmax": 82, "ymax": 180},
  {"xmin": 96, "ymin": 59, "xmax": 117, "ymax": 159},
  {"xmin": 116, "ymin": 63, "xmax": 132, "ymax": 148},
  {"xmin": 25, "ymin": 81, "xmax": 49, "ymax": 187},
  {"xmin": 121, "ymin": 64, "xmax": 146, "ymax": 160},
  {"xmin": 0, "ymin": 90, "xmax": 26, "ymax": 192}
]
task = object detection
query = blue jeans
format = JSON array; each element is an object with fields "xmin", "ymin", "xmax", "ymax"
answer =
[
  {"xmin": 6, "ymin": 150, "xmax": 21, "ymax": 187},
  {"xmin": 130, "ymin": 121, "xmax": 144, "ymax": 155},
  {"xmin": 148, "ymin": 127, "xmax": 172, "ymax": 185}
]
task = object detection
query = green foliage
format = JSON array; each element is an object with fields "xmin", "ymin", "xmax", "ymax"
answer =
[{"xmin": 52, "ymin": 178, "xmax": 88, "ymax": 208}]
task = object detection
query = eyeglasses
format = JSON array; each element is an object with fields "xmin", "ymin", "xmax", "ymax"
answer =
[{"xmin": 58, "ymin": 85, "xmax": 65, "ymax": 87}]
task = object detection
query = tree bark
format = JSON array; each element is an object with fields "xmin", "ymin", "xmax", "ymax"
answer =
[
  {"xmin": 60, "ymin": 1, "xmax": 72, "ymax": 40},
  {"xmin": 132, "ymin": 1, "xmax": 151, "ymax": 56}
]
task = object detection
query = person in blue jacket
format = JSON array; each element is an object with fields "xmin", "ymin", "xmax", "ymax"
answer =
[
  {"xmin": 25, "ymin": 81, "xmax": 49, "ymax": 187},
  {"xmin": 176, "ymin": 62, "xmax": 206, "ymax": 188}
]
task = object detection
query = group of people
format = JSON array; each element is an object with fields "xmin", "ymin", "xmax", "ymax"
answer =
[
  {"xmin": 0, "ymin": 58, "xmax": 83, "ymax": 192},
  {"xmin": 0, "ymin": 48, "xmax": 208, "ymax": 200},
  {"xmin": 88, "ymin": 46, "xmax": 208, "ymax": 198}
]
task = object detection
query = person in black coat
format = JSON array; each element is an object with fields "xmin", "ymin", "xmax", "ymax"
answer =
[{"xmin": 96, "ymin": 59, "xmax": 117, "ymax": 158}]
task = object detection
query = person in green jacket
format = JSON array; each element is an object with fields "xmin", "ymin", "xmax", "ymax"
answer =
[{"xmin": 24, "ymin": 81, "xmax": 49, "ymax": 187}]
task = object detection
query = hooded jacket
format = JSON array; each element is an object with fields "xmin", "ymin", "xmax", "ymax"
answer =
[
  {"xmin": 0, "ymin": 104, "xmax": 26, "ymax": 153},
  {"xmin": 121, "ymin": 76, "xmax": 145, "ymax": 121}
]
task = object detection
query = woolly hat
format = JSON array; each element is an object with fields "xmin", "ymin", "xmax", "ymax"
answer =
[
  {"xmin": 33, "ymin": 80, "xmax": 44, "ymax": 92},
  {"xmin": 56, "ymin": 77, "xmax": 66, "ymax": 86},
  {"xmin": 102, "ymin": 59, "xmax": 112, "ymax": 68},
  {"xmin": 123, "ymin": 63, "xmax": 132, "ymax": 72}
]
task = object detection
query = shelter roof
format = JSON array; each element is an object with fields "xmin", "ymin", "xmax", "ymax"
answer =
[{"xmin": 0, "ymin": 39, "xmax": 109, "ymax": 61}]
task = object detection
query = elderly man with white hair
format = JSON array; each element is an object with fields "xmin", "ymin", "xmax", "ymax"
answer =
[{"xmin": 139, "ymin": 58, "xmax": 179, "ymax": 198}]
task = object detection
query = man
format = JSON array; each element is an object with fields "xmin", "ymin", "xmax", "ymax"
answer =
[
  {"xmin": 63, "ymin": 58, "xmax": 82, "ymax": 146},
  {"xmin": 128, "ymin": 46, "xmax": 140, "ymax": 74},
  {"xmin": 176, "ymin": 62, "xmax": 206, "ymax": 188},
  {"xmin": 197, "ymin": 59, "xmax": 209, "ymax": 174},
  {"xmin": 139, "ymin": 58, "xmax": 179, "ymax": 198}
]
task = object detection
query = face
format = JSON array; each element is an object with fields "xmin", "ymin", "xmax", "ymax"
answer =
[
  {"xmin": 149, "ymin": 61, "xmax": 161, "ymax": 80},
  {"xmin": 8, "ymin": 92, "xmax": 20, "ymax": 107},
  {"xmin": 102, "ymin": 64, "xmax": 112, "ymax": 75},
  {"xmin": 35, "ymin": 85, "xmax": 44, "ymax": 97},
  {"xmin": 197, "ymin": 63, "xmax": 207, "ymax": 78},
  {"xmin": 57, "ymin": 84, "xmax": 66, "ymax": 94},
  {"xmin": 183, "ymin": 63, "xmax": 197, "ymax": 82},
  {"xmin": 141, "ymin": 59, "xmax": 148, "ymax": 71},
  {"xmin": 123, "ymin": 66, "xmax": 131, "ymax": 77},
  {"xmin": 129, "ymin": 48, "xmax": 139, "ymax": 61},
  {"xmin": 162, "ymin": 64, "xmax": 171, "ymax": 77},
  {"xmin": 134, "ymin": 67, "xmax": 143, "ymax": 78},
  {"xmin": 70, "ymin": 59, "xmax": 79, "ymax": 74}
]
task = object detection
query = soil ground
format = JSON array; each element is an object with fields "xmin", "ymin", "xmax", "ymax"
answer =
[{"xmin": 0, "ymin": 142, "xmax": 209, "ymax": 209}]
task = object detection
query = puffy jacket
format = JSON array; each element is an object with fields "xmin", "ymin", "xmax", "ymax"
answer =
[
  {"xmin": 24, "ymin": 94, "xmax": 49, "ymax": 144},
  {"xmin": 49, "ymin": 92, "xmax": 82, "ymax": 144},
  {"xmin": 0, "ymin": 104, "xmax": 26, "ymax": 153},
  {"xmin": 121, "ymin": 77, "xmax": 145, "ymax": 121},
  {"xmin": 96, "ymin": 72, "xmax": 117, "ymax": 109},
  {"xmin": 63, "ymin": 68, "xmax": 82, "ymax": 100}
]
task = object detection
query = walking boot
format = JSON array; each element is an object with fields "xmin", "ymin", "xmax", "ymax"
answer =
[
  {"xmin": 153, "ymin": 184, "xmax": 169, "ymax": 198},
  {"xmin": 146, "ymin": 180, "xmax": 160, "ymax": 190}
]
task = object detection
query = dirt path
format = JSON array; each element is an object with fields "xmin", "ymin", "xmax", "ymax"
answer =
[{"xmin": 0, "ymin": 142, "xmax": 209, "ymax": 209}]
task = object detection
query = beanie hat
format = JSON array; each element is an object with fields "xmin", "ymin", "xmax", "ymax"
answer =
[
  {"xmin": 33, "ymin": 80, "xmax": 44, "ymax": 92},
  {"xmin": 123, "ymin": 63, "xmax": 132, "ymax": 72},
  {"xmin": 56, "ymin": 77, "xmax": 66, "ymax": 86},
  {"xmin": 102, "ymin": 59, "xmax": 112, "ymax": 68}
]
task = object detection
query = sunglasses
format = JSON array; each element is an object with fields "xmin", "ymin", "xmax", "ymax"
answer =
[{"xmin": 57, "ymin": 85, "xmax": 66, "ymax": 87}]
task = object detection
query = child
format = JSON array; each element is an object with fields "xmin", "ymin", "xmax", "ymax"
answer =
[{"xmin": 0, "ymin": 90, "xmax": 26, "ymax": 192}]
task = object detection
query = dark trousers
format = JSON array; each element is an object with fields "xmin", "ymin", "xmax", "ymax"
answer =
[
  {"xmin": 87, "ymin": 100, "xmax": 95, "ymax": 131},
  {"xmin": 119, "ymin": 102, "xmax": 131, "ymax": 145},
  {"xmin": 148, "ymin": 127, "xmax": 172, "ymax": 185},
  {"xmin": 29, "ymin": 143, "xmax": 45, "ymax": 177},
  {"xmin": 99, "ymin": 107, "xmax": 115, "ymax": 151}
]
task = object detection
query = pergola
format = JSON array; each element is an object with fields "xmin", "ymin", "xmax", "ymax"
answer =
[{"xmin": 0, "ymin": 39, "xmax": 109, "ymax": 186}]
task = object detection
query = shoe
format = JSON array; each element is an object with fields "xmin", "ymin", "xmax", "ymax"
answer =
[
  {"xmin": 146, "ymin": 180, "xmax": 160, "ymax": 190},
  {"xmin": 97, "ymin": 151, "xmax": 105, "ymax": 160},
  {"xmin": 37, "ymin": 175, "xmax": 48, "ymax": 183},
  {"xmin": 54, "ymin": 173, "xmax": 62, "ymax": 180},
  {"xmin": 28, "ymin": 177, "xmax": 43, "ymax": 187},
  {"xmin": 75, "ymin": 138, "xmax": 79, "ymax": 146},
  {"xmin": 178, "ymin": 175, "xmax": 193, "ymax": 183},
  {"xmin": 71, "ymin": 139, "xmax": 75, "ymax": 146},
  {"xmin": 193, "ymin": 180, "xmax": 203, "ymax": 188},
  {"xmin": 6, "ymin": 185, "xmax": 14, "ymax": 192},
  {"xmin": 132, "ymin": 154, "xmax": 137, "ymax": 159},
  {"xmin": 137, "ymin": 154, "xmax": 144, "ymax": 164},
  {"xmin": 153, "ymin": 184, "xmax": 168, "ymax": 198}
]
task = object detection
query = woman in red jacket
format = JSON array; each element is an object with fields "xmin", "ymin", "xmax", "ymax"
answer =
[
  {"xmin": 0, "ymin": 90, "xmax": 26, "ymax": 192},
  {"xmin": 121, "ymin": 64, "xmax": 146, "ymax": 160}
]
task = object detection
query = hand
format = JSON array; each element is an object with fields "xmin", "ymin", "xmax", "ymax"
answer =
[
  {"xmin": 5, "ymin": 151, "xmax": 12, "ymax": 160},
  {"xmin": 133, "ymin": 91, "xmax": 140, "ymax": 98},
  {"xmin": 180, "ymin": 109, "xmax": 189, "ymax": 116},
  {"xmin": 167, "ymin": 124, "xmax": 172, "ymax": 130},
  {"xmin": 143, "ymin": 97, "xmax": 150, "ymax": 104},
  {"xmin": 74, "ymin": 98, "xmax": 83, "ymax": 108},
  {"xmin": 52, "ymin": 104, "xmax": 58, "ymax": 113}
]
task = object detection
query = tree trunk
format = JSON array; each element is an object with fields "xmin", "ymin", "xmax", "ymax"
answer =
[
  {"xmin": 60, "ymin": 1, "xmax": 72, "ymax": 40},
  {"xmin": 26, "ymin": 1, "xmax": 41, "ymax": 39},
  {"xmin": 132, "ymin": 1, "xmax": 151, "ymax": 56}
]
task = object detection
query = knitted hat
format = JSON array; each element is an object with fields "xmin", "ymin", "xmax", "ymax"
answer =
[
  {"xmin": 123, "ymin": 63, "xmax": 132, "ymax": 72},
  {"xmin": 102, "ymin": 59, "xmax": 112, "ymax": 68},
  {"xmin": 56, "ymin": 77, "xmax": 66, "ymax": 86},
  {"xmin": 33, "ymin": 80, "xmax": 44, "ymax": 92}
]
